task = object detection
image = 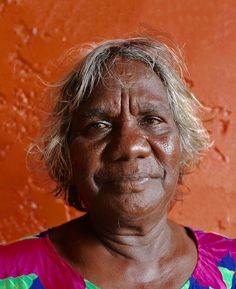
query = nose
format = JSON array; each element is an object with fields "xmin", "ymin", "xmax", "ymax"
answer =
[{"xmin": 107, "ymin": 122, "xmax": 151, "ymax": 161}]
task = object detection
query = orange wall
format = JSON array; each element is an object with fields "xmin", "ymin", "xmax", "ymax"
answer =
[{"xmin": 0, "ymin": 0, "xmax": 235, "ymax": 243}]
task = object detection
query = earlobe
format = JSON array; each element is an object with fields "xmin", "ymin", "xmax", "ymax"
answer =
[
  {"xmin": 178, "ymin": 169, "xmax": 183, "ymax": 185},
  {"xmin": 68, "ymin": 185, "xmax": 88, "ymax": 212}
]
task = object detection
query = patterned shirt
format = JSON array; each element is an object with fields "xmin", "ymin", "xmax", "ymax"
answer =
[{"xmin": 0, "ymin": 228, "xmax": 235, "ymax": 288}]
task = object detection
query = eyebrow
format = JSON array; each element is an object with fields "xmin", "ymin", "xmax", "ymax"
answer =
[
  {"xmin": 139, "ymin": 102, "xmax": 170, "ymax": 114},
  {"xmin": 79, "ymin": 108, "xmax": 112, "ymax": 118}
]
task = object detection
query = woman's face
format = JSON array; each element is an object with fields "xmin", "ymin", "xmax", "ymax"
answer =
[{"xmin": 69, "ymin": 60, "xmax": 181, "ymax": 222}]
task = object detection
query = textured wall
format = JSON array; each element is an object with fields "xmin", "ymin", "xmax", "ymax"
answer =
[{"xmin": 0, "ymin": 0, "xmax": 235, "ymax": 243}]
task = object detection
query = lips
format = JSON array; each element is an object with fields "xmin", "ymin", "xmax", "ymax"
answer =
[
  {"xmin": 95, "ymin": 162, "xmax": 164, "ymax": 185},
  {"xmin": 95, "ymin": 172, "xmax": 162, "ymax": 186},
  {"xmin": 103, "ymin": 174, "xmax": 154, "ymax": 183}
]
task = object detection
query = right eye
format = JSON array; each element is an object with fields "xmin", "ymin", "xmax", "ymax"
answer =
[{"xmin": 86, "ymin": 121, "xmax": 111, "ymax": 130}]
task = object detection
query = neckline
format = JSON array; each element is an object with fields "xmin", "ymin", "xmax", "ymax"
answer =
[
  {"xmin": 43, "ymin": 226, "xmax": 200, "ymax": 289},
  {"xmin": 44, "ymin": 230, "xmax": 86, "ymax": 285}
]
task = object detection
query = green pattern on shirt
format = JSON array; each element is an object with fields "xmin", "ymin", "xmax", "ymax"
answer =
[
  {"xmin": 180, "ymin": 280, "xmax": 190, "ymax": 289},
  {"xmin": 85, "ymin": 279, "xmax": 100, "ymax": 289},
  {"xmin": 219, "ymin": 266, "xmax": 235, "ymax": 289},
  {"xmin": 0, "ymin": 274, "xmax": 37, "ymax": 289}
]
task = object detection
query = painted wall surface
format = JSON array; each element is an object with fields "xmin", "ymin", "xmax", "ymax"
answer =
[{"xmin": 0, "ymin": 0, "xmax": 235, "ymax": 243}]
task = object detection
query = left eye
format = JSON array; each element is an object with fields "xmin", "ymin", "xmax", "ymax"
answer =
[{"xmin": 140, "ymin": 116, "xmax": 163, "ymax": 126}]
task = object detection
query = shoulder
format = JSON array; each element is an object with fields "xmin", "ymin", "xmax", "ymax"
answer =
[
  {"xmin": 190, "ymin": 228, "xmax": 236, "ymax": 288},
  {"xmin": 0, "ymin": 231, "xmax": 50, "ymax": 279},
  {"xmin": 192, "ymin": 229, "xmax": 235, "ymax": 260},
  {"xmin": 0, "ymin": 230, "xmax": 86, "ymax": 289},
  {"xmin": 0, "ymin": 231, "xmax": 49, "ymax": 257}
]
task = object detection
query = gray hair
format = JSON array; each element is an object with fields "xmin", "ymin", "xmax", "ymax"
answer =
[{"xmin": 31, "ymin": 37, "xmax": 211, "ymax": 211}]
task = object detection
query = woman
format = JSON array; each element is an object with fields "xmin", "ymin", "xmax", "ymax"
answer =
[{"xmin": 0, "ymin": 37, "xmax": 235, "ymax": 289}]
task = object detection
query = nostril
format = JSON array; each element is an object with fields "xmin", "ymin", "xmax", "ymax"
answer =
[{"xmin": 115, "ymin": 155, "xmax": 131, "ymax": 162}]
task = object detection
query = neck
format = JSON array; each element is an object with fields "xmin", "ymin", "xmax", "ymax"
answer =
[{"xmin": 88, "ymin": 214, "xmax": 179, "ymax": 262}]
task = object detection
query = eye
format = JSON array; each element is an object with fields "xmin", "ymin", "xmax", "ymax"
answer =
[
  {"xmin": 140, "ymin": 116, "xmax": 163, "ymax": 126},
  {"xmin": 87, "ymin": 121, "xmax": 111, "ymax": 130}
]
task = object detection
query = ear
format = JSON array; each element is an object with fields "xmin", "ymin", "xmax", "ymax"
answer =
[
  {"xmin": 68, "ymin": 185, "xmax": 87, "ymax": 212},
  {"xmin": 178, "ymin": 170, "xmax": 183, "ymax": 185}
]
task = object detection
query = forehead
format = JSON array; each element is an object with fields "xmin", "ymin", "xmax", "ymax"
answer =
[{"xmin": 79, "ymin": 60, "xmax": 170, "ymax": 112}]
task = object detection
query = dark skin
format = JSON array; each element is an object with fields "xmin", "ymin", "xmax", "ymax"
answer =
[{"xmin": 49, "ymin": 60, "xmax": 198, "ymax": 289}]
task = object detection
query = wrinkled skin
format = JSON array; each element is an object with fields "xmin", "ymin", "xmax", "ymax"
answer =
[
  {"xmin": 70, "ymin": 60, "xmax": 181, "ymax": 228},
  {"xmin": 50, "ymin": 60, "xmax": 197, "ymax": 289}
]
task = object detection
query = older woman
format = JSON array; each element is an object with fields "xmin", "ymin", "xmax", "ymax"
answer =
[{"xmin": 0, "ymin": 37, "xmax": 235, "ymax": 289}]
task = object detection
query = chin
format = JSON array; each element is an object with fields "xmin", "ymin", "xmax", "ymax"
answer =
[{"xmin": 111, "ymin": 191, "xmax": 168, "ymax": 220}]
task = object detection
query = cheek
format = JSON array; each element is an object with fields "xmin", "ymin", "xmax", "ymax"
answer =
[
  {"xmin": 69, "ymin": 138, "xmax": 103, "ymax": 193},
  {"xmin": 150, "ymin": 132, "xmax": 181, "ymax": 168},
  {"xmin": 150, "ymin": 133, "xmax": 181, "ymax": 191},
  {"xmin": 163, "ymin": 134, "xmax": 181, "ymax": 168}
]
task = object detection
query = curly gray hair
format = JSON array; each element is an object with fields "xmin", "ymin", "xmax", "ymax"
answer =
[{"xmin": 31, "ymin": 37, "xmax": 211, "ymax": 211}]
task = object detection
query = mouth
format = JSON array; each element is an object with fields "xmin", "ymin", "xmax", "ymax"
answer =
[
  {"xmin": 95, "ymin": 173, "xmax": 159, "ymax": 186},
  {"xmin": 98, "ymin": 175, "xmax": 158, "ymax": 194},
  {"xmin": 105, "ymin": 175, "xmax": 151, "ymax": 183}
]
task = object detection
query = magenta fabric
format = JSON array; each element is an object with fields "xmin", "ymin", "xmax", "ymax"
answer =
[
  {"xmin": 0, "ymin": 228, "xmax": 235, "ymax": 288},
  {"xmin": 191, "ymin": 229, "xmax": 236, "ymax": 288},
  {"xmin": 0, "ymin": 232, "xmax": 86, "ymax": 289}
]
